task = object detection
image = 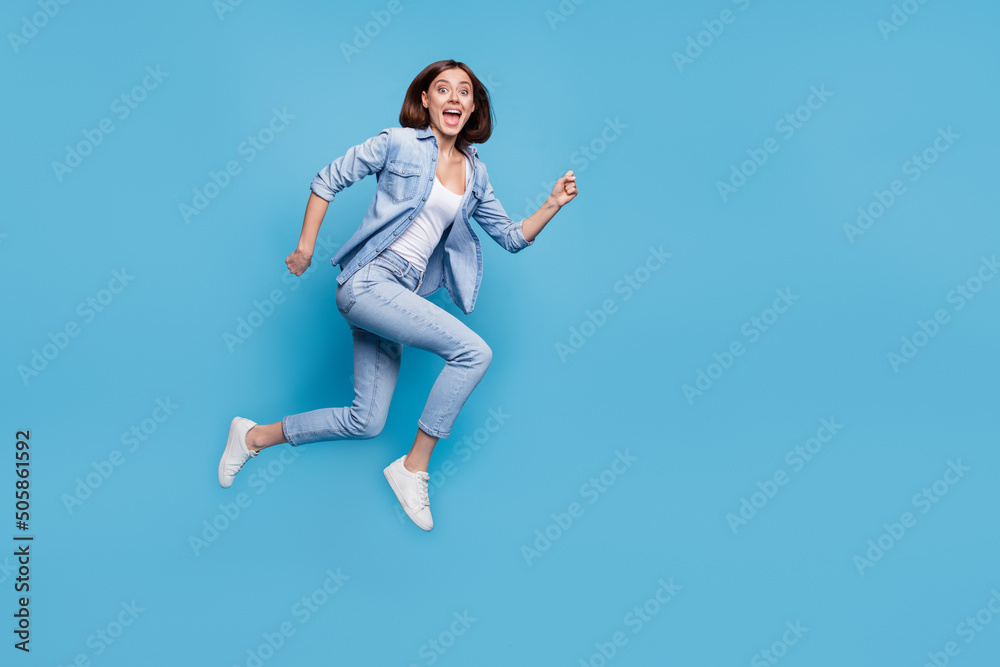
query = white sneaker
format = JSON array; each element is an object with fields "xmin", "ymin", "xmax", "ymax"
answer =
[
  {"xmin": 383, "ymin": 455, "xmax": 433, "ymax": 531},
  {"xmin": 219, "ymin": 417, "xmax": 259, "ymax": 488}
]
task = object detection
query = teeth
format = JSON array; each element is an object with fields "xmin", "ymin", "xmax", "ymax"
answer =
[{"xmin": 444, "ymin": 110, "xmax": 460, "ymax": 114}]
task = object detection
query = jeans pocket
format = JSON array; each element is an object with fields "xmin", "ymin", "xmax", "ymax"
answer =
[
  {"xmin": 335, "ymin": 278, "xmax": 355, "ymax": 315},
  {"xmin": 373, "ymin": 256, "xmax": 405, "ymax": 279}
]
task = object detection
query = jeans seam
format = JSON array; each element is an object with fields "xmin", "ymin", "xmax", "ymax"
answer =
[
  {"xmin": 368, "ymin": 281, "xmax": 473, "ymax": 434},
  {"xmin": 432, "ymin": 361, "xmax": 470, "ymax": 436},
  {"xmin": 369, "ymin": 281, "xmax": 468, "ymax": 352},
  {"xmin": 283, "ymin": 332, "xmax": 387, "ymax": 442},
  {"xmin": 281, "ymin": 416, "xmax": 297, "ymax": 446},
  {"xmin": 418, "ymin": 418, "xmax": 448, "ymax": 439},
  {"xmin": 363, "ymin": 337, "xmax": 383, "ymax": 434}
]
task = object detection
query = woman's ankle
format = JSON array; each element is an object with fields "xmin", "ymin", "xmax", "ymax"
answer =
[
  {"xmin": 246, "ymin": 425, "xmax": 265, "ymax": 451},
  {"xmin": 403, "ymin": 453, "xmax": 428, "ymax": 473}
]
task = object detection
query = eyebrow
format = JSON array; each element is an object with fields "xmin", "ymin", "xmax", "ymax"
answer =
[{"xmin": 434, "ymin": 79, "xmax": 471, "ymax": 86}]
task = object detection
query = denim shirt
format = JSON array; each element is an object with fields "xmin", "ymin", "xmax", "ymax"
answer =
[{"xmin": 310, "ymin": 125, "xmax": 533, "ymax": 314}]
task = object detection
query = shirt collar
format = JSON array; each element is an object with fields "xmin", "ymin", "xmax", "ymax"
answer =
[{"xmin": 417, "ymin": 125, "xmax": 478, "ymax": 159}]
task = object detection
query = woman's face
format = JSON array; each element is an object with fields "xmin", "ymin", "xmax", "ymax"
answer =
[{"xmin": 421, "ymin": 67, "xmax": 475, "ymax": 139}]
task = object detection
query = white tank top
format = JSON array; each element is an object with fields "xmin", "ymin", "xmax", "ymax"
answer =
[{"xmin": 387, "ymin": 153, "xmax": 471, "ymax": 273}]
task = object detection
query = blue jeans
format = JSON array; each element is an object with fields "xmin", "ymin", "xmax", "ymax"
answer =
[{"xmin": 281, "ymin": 248, "xmax": 493, "ymax": 444}]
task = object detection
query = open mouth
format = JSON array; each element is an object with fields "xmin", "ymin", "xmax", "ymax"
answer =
[{"xmin": 443, "ymin": 109, "xmax": 462, "ymax": 127}]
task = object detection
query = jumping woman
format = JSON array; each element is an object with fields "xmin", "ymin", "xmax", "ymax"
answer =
[{"xmin": 217, "ymin": 59, "xmax": 578, "ymax": 531}]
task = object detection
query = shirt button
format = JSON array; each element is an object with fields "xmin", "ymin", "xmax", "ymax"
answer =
[
  {"xmin": 393, "ymin": 231, "xmax": 397, "ymax": 235},
  {"xmin": 421, "ymin": 197, "xmax": 426, "ymax": 201}
]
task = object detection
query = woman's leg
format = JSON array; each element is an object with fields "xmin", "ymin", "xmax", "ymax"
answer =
[
  {"xmin": 246, "ymin": 421, "xmax": 286, "ymax": 452},
  {"xmin": 278, "ymin": 324, "xmax": 402, "ymax": 447},
  {"xmin": 403, "ymin": 427, "xmax": 438, "ymax": 472},
  {"xmin": 345, "ymin": 275, "xmax": 492, "ymax": 455},
  {"xmin": 221, "ymin": 317, "xmax": 400, "ymax": 486}
]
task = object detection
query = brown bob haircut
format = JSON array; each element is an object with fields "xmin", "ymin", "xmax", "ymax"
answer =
[{"xmin": 399, "ymin": 59, "xmax": 495, "ymax": 157}]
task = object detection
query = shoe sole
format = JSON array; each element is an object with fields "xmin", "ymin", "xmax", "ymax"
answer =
[
  {"xmin": 384, "ymin": 466, "xmax": 432, "ymax": 531},
  {"xmin": 219, "ymin": 418, "xmax": 249, "ymax": 489}
]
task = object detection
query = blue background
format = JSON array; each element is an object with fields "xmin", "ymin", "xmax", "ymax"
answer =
[{"xmin": 2, "ymin": 0, "xmax": 999, "ymax": 665}]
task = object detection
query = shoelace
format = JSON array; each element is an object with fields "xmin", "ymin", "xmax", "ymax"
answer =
[
  {"xmin": 415, "ymin": 472, "xmax": 430, "ymax": 509},
  {"xmin": 226, "ymin": 449, "xmax": 256, "ymax": 475}
]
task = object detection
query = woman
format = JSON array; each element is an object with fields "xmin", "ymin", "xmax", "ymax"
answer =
[{"xmin": 217, "ymin": 59, "xmax": 578, "ymax": 531}]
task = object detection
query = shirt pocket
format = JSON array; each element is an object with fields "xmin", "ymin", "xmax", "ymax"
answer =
[
  {"xmin": 466, "ymin": 185, "xmax": 482, "ymax": 216},
  {"xmin": 380, "ymin": 160, "xmax": 422, "ymax": 203}
]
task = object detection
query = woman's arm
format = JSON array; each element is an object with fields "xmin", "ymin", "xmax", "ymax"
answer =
[
  {"xmin": 472, "ymin": 168, "xmax": 578, "ymax": 252},
  {"xmin": 286, "ymin": 192, "xmax": 329, "ymax": 276},
  {"xmin": 310, "ymin": 129, "xmax": 391, "ymax": 202},
  {"xmin": 286, "ymin": 128, "xmax": 392, "ymax": 276},
  {"xmin": 521, "ymin": 170, "xmax": 577, "ymax": 242}
]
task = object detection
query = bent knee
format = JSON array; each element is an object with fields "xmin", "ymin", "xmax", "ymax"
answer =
[
  {"xmin": 349, "ymin": 410, "xmax": 386, "ymax": 439},
  {"xmin": 471, "ymin": 339, "xmax": 492, "ymax": 369}
]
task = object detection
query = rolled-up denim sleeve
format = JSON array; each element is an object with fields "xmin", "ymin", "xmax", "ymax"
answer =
[
  {"xmin": 470, "ymin": 164, "xmax": 534, "ymax": 253},
  {"xmin": 310, "ymin": 128, "xmax": 391, "ymax": 202}
]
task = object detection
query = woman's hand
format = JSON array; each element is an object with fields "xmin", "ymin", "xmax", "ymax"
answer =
[
  {"xmin": 549, "ymin": 170, "xmax": 578, "ymax": 209},
  {"xmin": 286, "ymin": 246, "xmax": 313, "ymax": 276}
]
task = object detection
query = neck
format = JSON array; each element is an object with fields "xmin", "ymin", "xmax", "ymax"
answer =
[{"xmin": 429, "ymin": 124, "xmax": 461, "ymax": 158}]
